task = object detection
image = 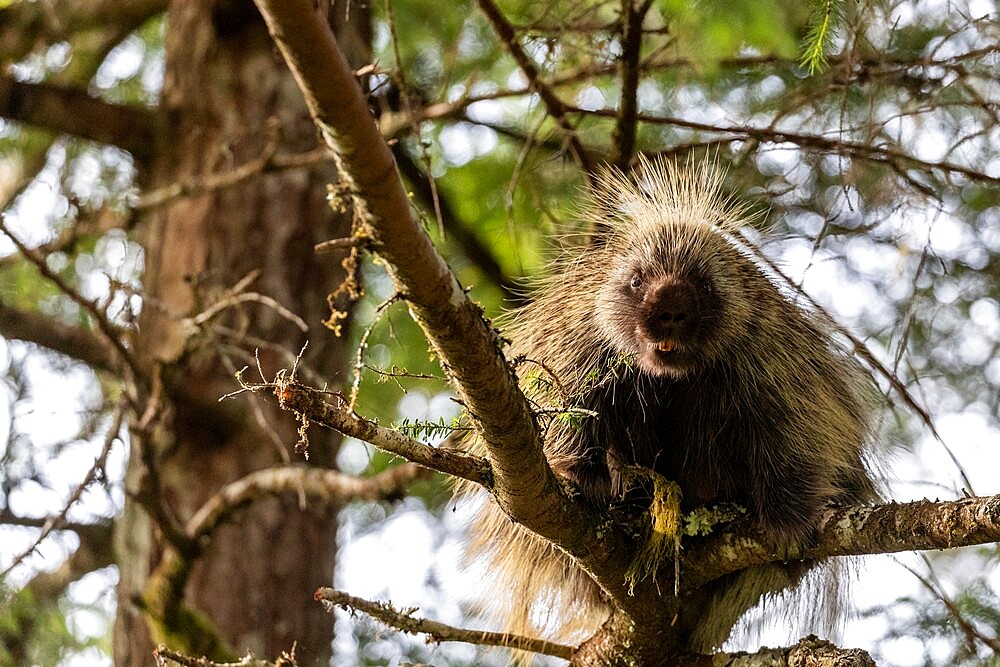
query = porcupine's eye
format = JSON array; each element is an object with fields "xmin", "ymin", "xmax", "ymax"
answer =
[{"xmin": 629, "ymin": 274, "xmax": 642, "ymax": 290}]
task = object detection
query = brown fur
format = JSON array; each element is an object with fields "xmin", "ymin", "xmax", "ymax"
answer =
[{"xmin": 459, "ymin": 159, "xmax": 880, "ymax": 656}]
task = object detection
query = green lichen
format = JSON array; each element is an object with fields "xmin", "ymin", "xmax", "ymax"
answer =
[
  {"xmin": 624, "ymin": 469, "xmax": 683, "ymax": 595},
  {"xmin": 681, "ymin": 502, "xmax": 746, "ymax": 537},
  {"xmin": 141, "ymin": 554, "xmax": 237, "ymax": 662}
]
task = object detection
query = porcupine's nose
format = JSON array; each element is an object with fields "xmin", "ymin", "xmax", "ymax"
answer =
[{"xmin": 644, "ymin": 278, "xmax": 700, "ymax": 347}]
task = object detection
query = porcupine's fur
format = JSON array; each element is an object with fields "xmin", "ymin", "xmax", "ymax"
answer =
[{"xmin": 459, "ymin": 158, "xmax": 881, "ymax": 656}]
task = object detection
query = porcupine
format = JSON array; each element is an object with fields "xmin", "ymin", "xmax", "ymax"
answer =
[{"xmin": 459, "ymin": 158, "xmax": 881, "ymax": 656}]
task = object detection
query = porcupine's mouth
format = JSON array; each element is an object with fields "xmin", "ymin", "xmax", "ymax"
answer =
[{"xmin": 638, "ymin": 338, "xmax": 696, "ymax": 377}]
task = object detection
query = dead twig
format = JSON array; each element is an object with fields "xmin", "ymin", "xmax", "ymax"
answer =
[
  {"xmin": 0, "ymin": 398, "xmax": 125, "ymax": 578},
  {"xmin": 474, "ymin": 0, "xmax": 596, "ymax": 178},
  {"xmin": 224, "ymin": 373, "xmax": 489, "ymax": 485},
  {"xmin": 314, "ymin": 588, "xmax": 575, "ymax": 659},
  {"xmin": 0, "ymin": 216, "xmax": 143, "ymax": 384}
]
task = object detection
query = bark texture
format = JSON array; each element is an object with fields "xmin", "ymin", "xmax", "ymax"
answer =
[{"xmin": 113, "ymin": 2, "xmax": 367, "ymax": 664}]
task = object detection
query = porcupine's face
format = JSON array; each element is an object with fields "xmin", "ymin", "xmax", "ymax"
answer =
[{"xmin": 595, "ymin": 225, "xmax": 727, "ymax": 379}]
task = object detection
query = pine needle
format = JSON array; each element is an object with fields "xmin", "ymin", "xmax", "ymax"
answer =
[{"xmin": 800, "ymin": 0, "xmax": 847, "ymax": 75}]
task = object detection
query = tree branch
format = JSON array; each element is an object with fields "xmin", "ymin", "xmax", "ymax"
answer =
[
  {"xmin": 473, "ymin": 0, "xmax": 597, "ymax": 177},
  {"xmin": 141, "ymin": 461, "xmax": 428, "ymax": 656},
  {"xmin": 250, "ymin": 0, "xmax": 589, "ymax": 553},
  {"xmin": 0, "ymin": 0, "xmax": 167, "ymax": 66},
  {"xmin": 0, "ymin": 76, "xmax": 160, "ymax": 165},
  {"xmin": 270, "ymin": 380, "xmax": 488, "ymax": 486},
  {"xmin": 610, "ymin": 0, "xmax": 653, "ymax": 171},
  {"xmin": 154, "ymin": 645, "xmax": 295, "ymax": 667},
  {"xmin": 186, "ymin": 463, "xmax": 431, "ymax": 545},
  {"xmin": 135, "ymin": 124, "xmax": 330, "ymax": 210},
  {"xmin": 0, "ymin": 523, "xmax": 115, "ymax": 664},
  {"xmin": 0, "ymin": 510, "xmax": 114, "ymax": 546},
  {"xmin": 274, "ymin": 372, "xmax": 1000, "ymax": 646},
  {"xmin": 903, "ymin": 557, "xmax": 1000, "ymax": 654},
  {"xmin": 392, "ymin": 146, "xmax": 522, "ymax": 304},
  {"xmin": 0, "ymin": 297, "xmax": 119, "ymax": 371},
  {"xmin": 0, "ymin": 515, "xmax": 114, "ymax": 589},
  {"xmin": 387, "ymin": 46, "xmax": 998, "ymax": 137},
  {"xmin": 673, "ymin": 494, "xmax": 1000, "ymax": 593},
  {"xmin": 1, "ymin": 400, "xmax": 124, "ymax": 578},
  {"xmin": 0, "ymin": 217, "xmax": 143, "ymax": 382},
  {"xmin": 581, "ymin": 632, "xmax": 877, "ymax": 667},
  {"xmin": 314, "ymin": 588, "xmax": 575, "ymax": 659},
  {"xmin": 575, "ymin": 106, "xmax": 1000, "ymax": 185},
  {"xmin": 279, "ymin": 367, "xmax": 1000, "ymax": 652},
  {"xmin": 524, "ymin": 496, "xmax": 999, "ymax": 665}
]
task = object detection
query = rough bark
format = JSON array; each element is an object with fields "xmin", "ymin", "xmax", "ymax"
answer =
[{"xmin": 113, "ymin": 2, "xmax": 367, "ymax": 665}]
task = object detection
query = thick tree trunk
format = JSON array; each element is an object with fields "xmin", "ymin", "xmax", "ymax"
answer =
[{"xmin": 113, "ymin": 2, "xmax": 368, "ymax": 664}]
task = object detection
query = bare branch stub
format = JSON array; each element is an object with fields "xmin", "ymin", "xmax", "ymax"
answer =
[{"xmin": 271, "ymin": 376, "xmax": 489, "ymax": 486}]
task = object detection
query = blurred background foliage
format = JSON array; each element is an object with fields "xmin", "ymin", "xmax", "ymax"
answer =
[{"xmin": 0, "ymin": 0, "xmax": 998, "ymax": 664}]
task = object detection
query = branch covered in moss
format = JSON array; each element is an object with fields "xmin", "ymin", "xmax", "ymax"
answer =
[
  {"xmin": 680, "ymin": 494, "xmax": 1000, "ymax": 591},
  {"xmin": 142, "ymin": 462, "xmax": 428, "ymax": 658}
]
